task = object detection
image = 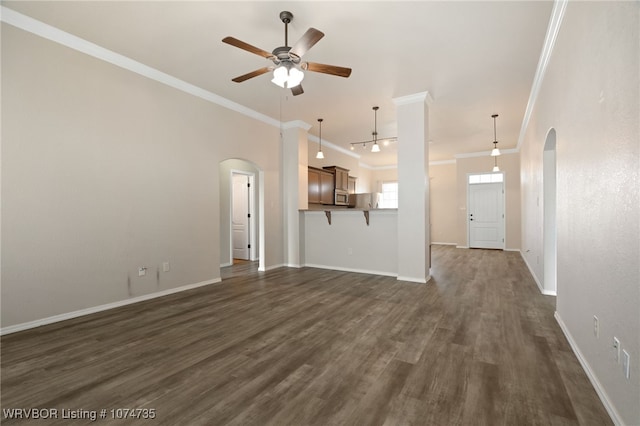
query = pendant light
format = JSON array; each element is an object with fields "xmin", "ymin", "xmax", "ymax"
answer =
[
  {"xmin": 371, "ymin": 106, "xmax": 381, "ymax": 153},
  {"xmin": 492, "ymin": 156, "xmax": 500, "ymax": 172},
  {"xmin": 316, "ymin": 118, "xmax": 324, "ymax": 159},
  {"xmin": 490, "ymin": 114, "xmax": 501, "ymax": 156}
]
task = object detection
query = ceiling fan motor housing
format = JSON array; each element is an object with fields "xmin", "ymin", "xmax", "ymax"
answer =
[
  {"xmin": 279, "ymin": 11, "xmax": 293, "ymax": 24},
  {"xmin": 272, "ymin": 46, "xmax": 299, "ymax": 66}
]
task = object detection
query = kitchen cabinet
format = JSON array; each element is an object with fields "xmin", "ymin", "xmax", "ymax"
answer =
[
  {"xmin": 348, "ymin": 176, "xmax": 357, "ymax": 194},
  {"xmin": 320, "ymin": 173, "xmax": 334, "ymax": 204},
  {"xmin": 323, "ymin": 166, "xmax": 349, "ymax": 191},
  {"xmin": 308, "ymin": 168, "xmax": 321, "ymax": 204},
  {"xmin": 308, "ymin": 167, "xmax": 335, "ymax": 205}
]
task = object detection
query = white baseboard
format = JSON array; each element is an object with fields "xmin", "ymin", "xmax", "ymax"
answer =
[
  {"xmin": 518, "ymin": 250, "xmax": 557, "ymax": 295},
  {"xmin": 304, "ymin": 263, "xmax": 397, "ymax": 278},
  {"xmin": 456, "ymin": 245, "xmax": 469, "ymax": 249},
  {"xmin": 0, "ymin": 278, "xmax": 221, "ymax": 336},
  {"xmin": 504, "ymin": 248, "xmax": 520, "ymax": 252},
  {"xmin": 286, "ymin": 263, "xmax": 303, "ymax": 268},
  {"xmin": 554, "ymin": 312, "xmax": 621, "ymax": 426},
  {"xmin": 220, "ymin": 262, "xmax": 233, "ymax": 268},
  {"xmin": 397, "ymin": 275, "xmax": 431, "ymax": 284},
  {"xmin": 431, "ymin": 242, "xmax": 457, "ymax": 246},
  {"xmin": 259, "ymin": 263, "xmax": 286, "ymax": 272}
]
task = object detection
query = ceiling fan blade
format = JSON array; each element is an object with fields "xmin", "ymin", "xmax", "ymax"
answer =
[
  {"xmin": 222, "ymin": 36, "xmax": 273, "ymax": 59},
  {"xmin": 291, "ymin": 84, "xmax": 304, "ymax": 96},
  {"xmin": 289, "ymin": 28, "xmax": 324, "ymax": 58},
  {"xmin": 304, "ymin": 62, "xmax": 352, "ymax": 78},
  {"xmin": 231, "ymin": 67, "xmax": 271, "ymax": 83}
]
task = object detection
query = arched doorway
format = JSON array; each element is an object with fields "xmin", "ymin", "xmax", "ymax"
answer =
[
  {"xmin": 219, "ymin": 158, "xmax": 264, "ymax": 272},
  {"xmin": 543, "ymin": 128, "xmax": 557, "ymax": 295}
]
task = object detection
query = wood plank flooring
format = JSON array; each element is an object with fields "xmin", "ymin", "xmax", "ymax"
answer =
[{"xmin": 1, "ymin": 246, "xmax": 612, "ymax": 425}]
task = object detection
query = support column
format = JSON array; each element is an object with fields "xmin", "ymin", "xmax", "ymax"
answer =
[
  {"xmin": 281, "ymin": 120, "xmax": 311, "ymax": 267},
  {"xmin": 393, "ymin": 91, "xmax": 432, "ymax": 283}
]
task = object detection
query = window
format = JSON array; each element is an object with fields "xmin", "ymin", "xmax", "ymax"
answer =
[
  {"xmin": 380, "ymin": 181, "xmax": 398, "ymax": 208},
  {"xmin": 468, "ymin": 173, "xmax": 503, "ymax": 184}
]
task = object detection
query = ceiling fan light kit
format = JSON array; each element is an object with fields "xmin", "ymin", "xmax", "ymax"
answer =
[{"xmin": 222, "ymin": 11, "xmax": 352, "ymax": 96}]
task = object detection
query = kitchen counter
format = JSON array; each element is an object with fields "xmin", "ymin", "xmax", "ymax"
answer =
[
  {"xmin": 301, "ymin": 204, "xmax": 397, "ymax": 212},
  {"xmin": 299, "ymin": 209, "xmax": 398, "ymax": 276}
]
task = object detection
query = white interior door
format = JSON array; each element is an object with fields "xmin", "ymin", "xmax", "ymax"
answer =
[
  {"xmin": 232, "ymin": 174, "xmax": 250, "ymax": 260},
  {"xmin": 469, "ymin": 182, "xmax": 504, "ymax": 249}
]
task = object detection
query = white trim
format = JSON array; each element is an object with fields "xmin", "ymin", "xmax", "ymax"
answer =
[
  {"xmin": 554, "ymin": 312, "xmax": 621, "ymax": 426},
  {"xmin": 260, "ymin": 263, "xmax": 286, "ymax": 272},
  {"xmin": 517, "ymin": 0, "xmax": 568, "ymax": 149},
  {"xmin": 456, "ymin": 245, "xmax": 469, "ymax": 249},
  {"xmin": 431, "ymin": 242, "xmax": 457, "ymax": 246},
  {"xmin": 230, "ymin": 169, "xmax": 257, "ymax": 263},
  {"xmin": 0, "ymin": 278, "xmax": 221, "ymax": 336},
  {"xmin": 0, "ymin": 6, "xmax": 280, "ymax": 129},
  {"xmin": 397, "ymin": 275, "xmax": 431, "ymax": 284},
  {"xmin": 455, "ymin": 148, "xmax": 519, "ymax": 159},
  {"xmin": 430, "ymin": 160, "xmax": 456, "ymax": 166},
  {"xmin": 281, "ymin": 120, "xmax": 312, "ymax": 131},
  {"xmin": 304, "ymin": 263, "xmax": 397, "ymax": 278},
  {"xmin": 220, "ymin": 262, "xmax": 233, "ymax": 268},
  {"xmin": 308, "ymin": 134, "xmax": 360, "ymax": 159},
  {"xmin": 361, "ymin": 163, "xmax": 398, "ymax": 171},
  {"xmin": 519, "ymin": 250, "xmax": 557, "ymax": 295},
  {"xmin": 285, "ymin": 263, "xmax": 303, "ymax": 268},
  {"xmin": 392, "ymin": 91, "xmax": 434, "ymax": 106}
]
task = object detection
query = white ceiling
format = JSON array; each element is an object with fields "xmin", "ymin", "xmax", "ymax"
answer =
[{"xmin": 4, "ymin": 1, "xmax": 553, "ymax": 167}]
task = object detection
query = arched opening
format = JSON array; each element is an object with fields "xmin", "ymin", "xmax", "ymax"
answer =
[
  {"xmin": 219, "ymin": 158, "xmax": 265, "ymax": 272},
  {"xmin": 543, "ymin": 128, "xmax": 557, "ymax": 295}
]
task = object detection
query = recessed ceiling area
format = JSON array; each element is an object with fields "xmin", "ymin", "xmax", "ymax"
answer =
[{"xmin": 3, "ymin": 1, "xmax": 553, "ymax": 167}]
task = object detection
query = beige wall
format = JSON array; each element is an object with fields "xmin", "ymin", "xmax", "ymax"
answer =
[
  {"xmin": 1, "ymin": 24, "xmax": 283, "ymax": 327},
  {"xmin": 429, "ymin": 163, "xmax": 457, "ymax": 244},
  {"xmin": 369, "ymin": 167, "xmax": 398, "ymax": 193},
  {"xmin": 455, "ymin": 153, "xmax": 521, "ymax": 250},
  {"xmin": 520, "ymin": 3, "xmax": 639, "ymax": 424}
]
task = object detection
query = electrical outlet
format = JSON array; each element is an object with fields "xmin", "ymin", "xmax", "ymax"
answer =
[
  {"xmin": 163, "ymin": 262, "xmax": 170, "ymax": 272},
  {"xmin": 138, "ymin": 267, "xmax": 147, "ymax": 277},
  {"xmin": 613, "ymin": 337, "xmax": 620, "ymax": 363},
  {"xmin": 622, "ymin": 350, "xmax": 630, "ymax": 379},
  {"xmin": 593, "ymin": 315, "xmax": 599, "ymax": 338}
]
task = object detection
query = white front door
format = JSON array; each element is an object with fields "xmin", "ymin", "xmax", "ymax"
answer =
[
  {"xmin": 232, "ymin": 174, "xmax": 250, "ymax": 260},
  {"xmin": 469, "ymin": 182, "xmax": 504, "ymax": 249}
]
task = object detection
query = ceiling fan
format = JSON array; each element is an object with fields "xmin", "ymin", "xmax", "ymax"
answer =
[{"xmin": 222, "ymin": 11, "xmax": 352, "ymax": 96}]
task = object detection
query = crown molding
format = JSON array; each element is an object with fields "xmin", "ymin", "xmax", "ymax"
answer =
[
  {"xmin": 0, "ymin": 6, "xmax": 281, "ymax": 129},
  {"xmin": 454, "ymin": 148, "xmax": 519, "ymax": 159},
  {"xmin": 308, "ymin": 135, "xmax": 360, "ymax": 159},
  {"xmin": 517, "ymin": 0, "xmax": 568, "ymax": 149},
  {"xmin": 281, "ymin": 120, "xmax": 312, "ymax": 131},
  {"xmin": 392, "ymin": 91, "xmax": 434, "ymax": 106},
  {"xmin": 430, "ymin": 160, "xmax": 456, "ymax": 166}
]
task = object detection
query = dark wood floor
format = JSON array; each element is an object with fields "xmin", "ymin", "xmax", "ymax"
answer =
[{"xmin": 1, "ymin": 246, "xmax": 612, "ymax": 425}]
